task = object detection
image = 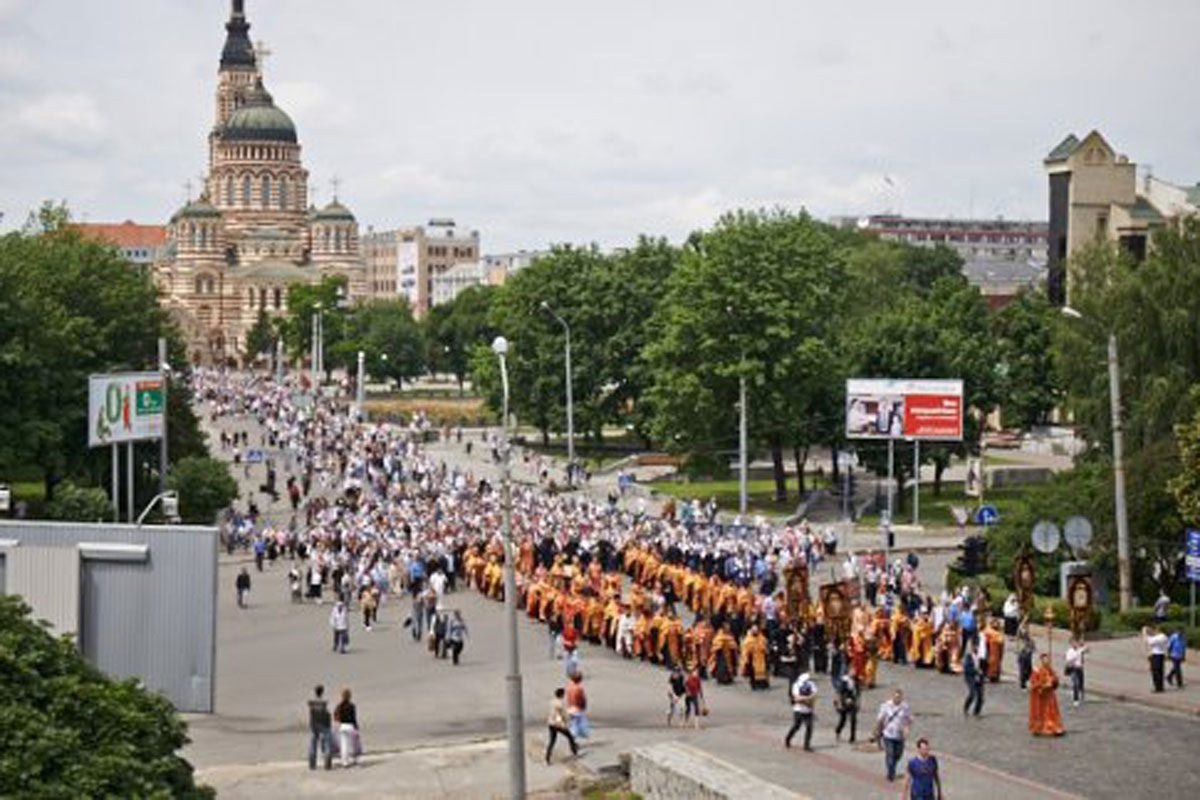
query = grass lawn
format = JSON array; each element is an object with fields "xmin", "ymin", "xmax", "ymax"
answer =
[
  {"xmin": 650, "ymin": 477, "xmax": 834, "ymax": 518},
  {"xmin": 858, "ymin": 481, "xmax": 1030, "ymax": 527}
]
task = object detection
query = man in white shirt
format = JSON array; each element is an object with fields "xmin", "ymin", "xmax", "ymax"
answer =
[
  {"xmin": 1144, "ymin": 626, "xmax": 1169, "ymax": 693},
  {"xmin": 430, "ymin": 568, "xmax": 448, "ymax": 611},
  {"xmin": 876, "ymin": 689, "xmax": 912, "ymax": 782},
  {"xmin": 785, "ymin": 673, "xmax": 817, "ymax": 751}
]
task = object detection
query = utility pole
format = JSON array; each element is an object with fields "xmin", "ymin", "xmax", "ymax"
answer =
[
  {"xmin": 356, "ymin": 350, "xmax": 365, "ymax": 421},
  {"xmin": 1108, "ymin": 332, "xmax": 1132, "ymax": 611},
  {"xmin": 739, "ymin": 368, "xmax": 748, "ymax": 516},
  {"xmin": 540, "ymin": 302, "xmax": 575, "ymax": 485}
]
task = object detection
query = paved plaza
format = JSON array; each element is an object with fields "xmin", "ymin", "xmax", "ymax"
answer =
[{"xmin": 184, "ymin": 412, "xmax": 1200, "ymax": 798}]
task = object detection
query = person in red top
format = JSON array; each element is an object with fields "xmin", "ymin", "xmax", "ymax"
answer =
[{"xmin": 683, "ymin": 666, "xmax": 705, "ymax": 729}]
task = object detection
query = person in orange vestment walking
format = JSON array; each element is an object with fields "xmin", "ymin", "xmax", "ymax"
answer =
[{"xmin": 1029, "ymin": 653, "xmax": 1065, "ymax": 736}]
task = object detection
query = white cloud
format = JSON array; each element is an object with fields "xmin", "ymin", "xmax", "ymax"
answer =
[{"xmin": 15, "ymin": 92, "xmax": 106, "ymax": 145}]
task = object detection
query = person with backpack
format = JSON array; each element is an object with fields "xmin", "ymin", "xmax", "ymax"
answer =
[
  {"xmin": 784, "ymin": 672, "xmax": 817, "ymax": 751},
  {"xmin": 833, "ymin": 671, "xmax": 859, "ymax": 743}
]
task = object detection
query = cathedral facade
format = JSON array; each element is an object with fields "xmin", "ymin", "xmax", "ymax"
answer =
[{"xmin": 156, "ymin": 0, "xmax": 366, "ymax": 364}]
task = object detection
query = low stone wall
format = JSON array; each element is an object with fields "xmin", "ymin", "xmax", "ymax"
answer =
[{"xmin": 627, "ymin": 741, "xmax": 805, "ymax": 800}]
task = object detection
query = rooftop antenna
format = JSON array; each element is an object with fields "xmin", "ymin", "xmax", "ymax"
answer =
[{"xmin": 330, "ymin": 176, "xmax": 342, "ymax": 202}]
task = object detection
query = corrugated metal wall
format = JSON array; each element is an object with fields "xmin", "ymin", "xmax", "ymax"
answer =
[
  {"xmin": 0, "ymin": 520, "xmax": 217, "ymax": 713},
  {"xmin": 7, "ymin": 546, "xmax": 80, "ymax": 635}
]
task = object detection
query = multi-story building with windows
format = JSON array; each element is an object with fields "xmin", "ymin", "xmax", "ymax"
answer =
[
  {"xmin": 154, "ymin": 1, "xmax": 365, "ymax": 363},
  {"xmin": 361, "ymin": 219, "xmax": 479, "ymax": 316},
  {"xmin": 1044, "ymin": 129, "xmax": 1198, "ymax": 304},
  {"xmin": 833, "ymin": 214, "xmax": 1048, "ymax": 298}
]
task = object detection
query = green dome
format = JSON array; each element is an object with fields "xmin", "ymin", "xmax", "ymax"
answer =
[
  {"xmin": 314, "ymin": 200, "xmax": 355, "ymax": 221},
  {"xmin": 170, "ymin": 196, "xmax": 222, "ymax": 223},
  {"xmin": 222, "ymin": 79, "xmax": 296, "ymax": 143}
]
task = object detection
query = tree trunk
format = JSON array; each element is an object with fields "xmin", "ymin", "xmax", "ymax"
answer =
[
  {"xmin": 540, "ymin": 427, "xmax": 550, "ymax": 447},
  {"xmin": 934, "ymin": 459, "xmax": 945, "ymax": 496},
  {"xmin": 771, "ymin": 437, "xmax": 787, "ymax": 505},
  {"xmin": 793, "ymin": 445, "xmax": 807, "ymax": 497},
  {"xmin": 830, "ymin": 445, "xmax": 840, "ymax": 487}
]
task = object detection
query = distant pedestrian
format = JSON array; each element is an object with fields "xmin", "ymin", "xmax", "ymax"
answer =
[
  {"xmin": 1143, "ymin": 625, "xmax": 1169, "ymax": 693},
  {"xmin": 874, "ymin": 689, "xmax": 912, "ymax": 782},
  {"xmin": 833, "ymin": 672, "xmax": 858, "ymax": 743},
  {"xmin": 307, "ymin": 685, "xmax": 332, "ymax": 771},
  {"xmin": 333, "ymin": 688, "xmax": 359, "ymax": 768},
  {"xmin": 1167, "ymin": 628, "xmax": 1186, "ymax": 688},
  {"xmin": 904, "ymin": 737, "xmax": 944, "ymax": 800},
  {"xmin": 445, "ymin": 610, "xmax": 468, "ymax": 664},
  {"xmin": 1153, "ymin": 590, "xmax": 1170, "ymax": 623},
  {"xmin": 545, "ymin": 687, "xmax": 578, "ymax": 763},
  {"xmin": 666, "ymin": 667, "xmax": 686, "ymax": 726},
  {"xmin": 962, "ymin": 642, "xmax": 984, "ymax": 716},
  {"xmin": 330, "ymin": 601, "xmax": 349, "ymax": 654},
  {"xmin": 236, "ymin": 568, "xmax": 251, "ymax": 608},
  {"xmin": 1017, "ymin": 626, "xmax": 1036, "ymax": 690},
  {"xmin": 1064, "ymin": 638, "xmax": 1087, "ymax": 706},
  {"xmin": 784, "ymin": 672, "xmax": 817, "ymax": 751},
  {"xmin": 566, "ymin": 672, "xmax": 590, "ymax": 740},
  {"xmin": 684, "ymin": 666, "xmax": 705, "ymax": 729}
]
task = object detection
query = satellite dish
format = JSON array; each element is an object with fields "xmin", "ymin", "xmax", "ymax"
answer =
[
  {"xmin": 1063, "ymin": 516, "xmax": 1093, "ymax": 552},
  {"xmin": 1032, "ymin": 520, "xmax": 1061, "ymax": 554}
]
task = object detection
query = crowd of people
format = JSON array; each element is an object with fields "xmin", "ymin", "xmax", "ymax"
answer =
[{"xmin": 197, "ymin": 369, "xmax": 1185, "ymax": 791}]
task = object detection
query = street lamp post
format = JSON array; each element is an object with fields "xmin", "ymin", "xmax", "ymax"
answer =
[
  {"xmin": 540, "ymin": 302, "xmax": 575, "ymax": 485},
  {"xmin": 492, "ymin": 335, "xmax": 526, "ymax": 799},
  {"xmin": 738, "ymin": 364, "xmax": 748, "ymax": 516},
  {"xmin": 1063, "ymin": 306, "xmax": 1132, "ymax": 611}
]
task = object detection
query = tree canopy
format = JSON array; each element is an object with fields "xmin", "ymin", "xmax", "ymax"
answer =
[{"xmin": 0, "ymin": 595, "xmax": 213, "ymax": 798}]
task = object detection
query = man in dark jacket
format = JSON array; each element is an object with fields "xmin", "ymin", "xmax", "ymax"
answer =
[
  {"xmin": 307, "ymin": 685, "xmax": 332, "ymax": 770},
  {"xmin": 236, "ymin": 568, "xmax": 251, "ymax": 608}
]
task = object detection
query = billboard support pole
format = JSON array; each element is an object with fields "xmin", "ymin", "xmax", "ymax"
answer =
[
  {"xmin": 159, "ymin": 337, "xmax": 168, "ymax": 496},
  {"xmin": 886, "ymin": 436, "xmax": 894, "ymax": 561},
  {"xmin": 913, "ymin": 439, "xmax": 920, "ymax": 526},
  {"xmin": 738, "ymin": 368, "xmax": 748, "ymax": 516},
  {"xmin": 126, "ymin": 440, "xmax": 134, "ymax": 523},
  {"xmin": 111, "ymin": 443, "xmax": 119, "ymax": 521}
]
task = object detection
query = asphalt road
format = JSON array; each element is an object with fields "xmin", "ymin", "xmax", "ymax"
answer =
[{"xmin": 187, "ymin": 410, "xmax": 1198, "ymax": 798}]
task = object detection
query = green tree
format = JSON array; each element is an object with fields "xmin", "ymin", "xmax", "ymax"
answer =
[
  {"xmin": 168, "ymin": 456, "xmax": 238, "ymax": 525},
  {"xmin": 243, "ymin": 309, "xmax": 276, "ymax": 360},
  {"xmin": 281, "ymin": 275, "xmax": 349, "ymax": 375},
  {"xmin": 425, "ymin": 285, "xmax": 497, "ymax": 393},
  {"xmin": 0, "ymin": 204, "xmax": 205, "ymax": 503},
  {"xmin": 1169, "ymin": 386, "xmax": 1200, "ymax": 527},
  {"xmin": 993, "ymin": 290, "xmax": 1060, "ymax": 429},
  {"xmin": 0, "ymin": 595, "xmax": 213, "ymax": 798},
  {"xmin": 645, "ymin": 209, "xmax": 846, "ymax": 502},
  {"xmin": 351, "ymin": 299, "xmax": 425, "ymax": 385}
]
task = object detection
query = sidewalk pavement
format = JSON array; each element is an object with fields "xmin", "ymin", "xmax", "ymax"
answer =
[
  {"xmin": 1028, "ymin": 626, "xmax": 1200, "ymax": 717},
  {"xmin": 195, "ymin": 736, "xmax": 585, "ymax": 799}
]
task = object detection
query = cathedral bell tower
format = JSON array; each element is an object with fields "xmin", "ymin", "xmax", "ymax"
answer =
[{"xmin": 211, "ymin": 0, "xmax": 259, "ymax": 169}]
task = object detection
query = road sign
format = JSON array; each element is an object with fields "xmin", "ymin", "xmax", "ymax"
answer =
[
  {"xmin": 1064, "ymin": 516, "xmax": 1094, "ymax": 552},
  {"xmin": 246, "ymin": 449, "xmax": 265, "ymax": 464},
  {"xmin": 1187, "ymin": 530, "xmax": 1200, "ymax": 582},
  {"xmin": 1032, "ymin": 520, "xmax": 1061, "ymax": 554},
  {"xmin": 976, "ymin": 505, "xmax": 999, "ymax": 526}
]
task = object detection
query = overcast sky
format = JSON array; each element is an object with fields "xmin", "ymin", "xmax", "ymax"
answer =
[{"xmin": 1, "ymin": 0, "xmax": 1197, "ymax": 251}]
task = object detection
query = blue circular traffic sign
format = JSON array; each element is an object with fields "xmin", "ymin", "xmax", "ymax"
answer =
[{"xmin": 976, "ymin": 505, "xmax": 999, "ymax": 526}]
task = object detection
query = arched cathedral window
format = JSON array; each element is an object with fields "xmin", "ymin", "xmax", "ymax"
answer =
[
  {"xmin": 261, "ymin": 175, "xmax": 271, "ymax": 209},
  {"xmin": 242, "ymin": 175, "xmax": 252, "ymax": 206}
]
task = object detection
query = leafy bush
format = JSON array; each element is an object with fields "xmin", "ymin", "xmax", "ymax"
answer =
[
  {"xmin": 0, "ymin": 596, "xmax": 213, "ymax": 798},
  {"xmin": 1114, "ymin": 605, "xmax": 1190, "ymax": 630},
  {"xmin": 168, "ymin": 456, "xmax": 238, "ymax": 525},
  {"xmin": 44, "ymin": 481, "xmax": 111, "ymax": 522}
]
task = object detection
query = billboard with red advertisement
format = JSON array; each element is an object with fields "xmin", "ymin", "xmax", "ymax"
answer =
[{"xmin": 845, "ymin": 378, "xmax": 963, "ymax": 441}]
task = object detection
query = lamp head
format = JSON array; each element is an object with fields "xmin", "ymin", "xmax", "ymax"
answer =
[
  {"xmin": 492, "ymin": 336, "xmax": 509, "ymax": 356},
  {"xmin": 1060, "ymin": 306, "xmax": 1084, "ymax": 320},
  {"xmin": 161, "ymin": 491, "xmax": 179, "ymax": 519}
]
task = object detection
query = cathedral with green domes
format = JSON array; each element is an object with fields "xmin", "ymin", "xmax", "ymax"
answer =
[{"xmin": 156, "ymin": 0, "xmax": 365, "ymax": 364}]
